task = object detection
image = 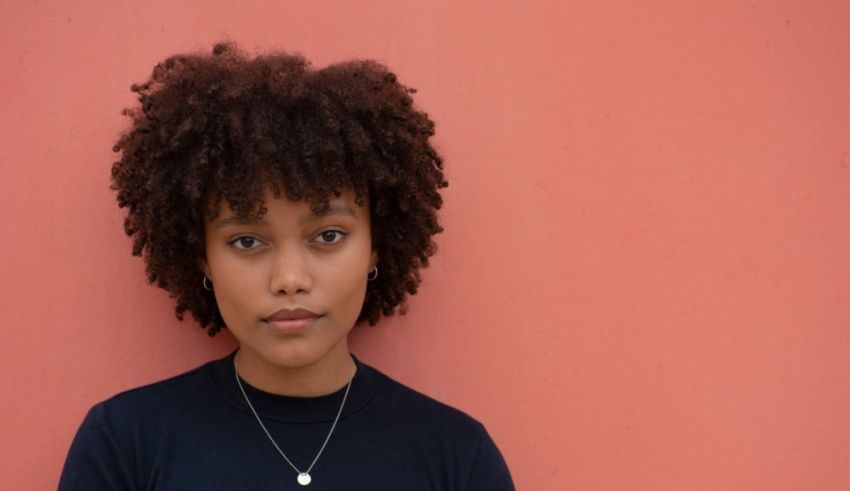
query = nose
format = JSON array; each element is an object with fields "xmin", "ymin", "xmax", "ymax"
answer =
[{"xmin": 269, "ymin": 244, "xmax": 313, "ymax": 295}]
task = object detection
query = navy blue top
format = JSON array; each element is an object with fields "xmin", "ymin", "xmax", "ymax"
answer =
[{"xmin": 58, "ymin": 351, "xmax": 514, "ymax": 490}]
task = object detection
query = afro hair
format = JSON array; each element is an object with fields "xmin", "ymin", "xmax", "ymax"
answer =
[{"xmin": 111, "ymin": 42, "xmax": 447, "ymax": 336}]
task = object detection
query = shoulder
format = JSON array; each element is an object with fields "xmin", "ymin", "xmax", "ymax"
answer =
[
  {"xmin": 59, "ymin": 359, "xmax": 220, "ymax": 490},
  {"xmin": 366, "ymin": 363, "xmax": 486, "ymax": 431},
  {"xmin": 84, "ymin": 357, "xmax": 221, "ymax": 437},
  {"xmin": 112, "ymin": 362, "xmax": 208, "ymax": 397},
  {"xmin": 360, "ymin": 363, "xmax": 516, "ymax": 490},
  {"xmin": 358, "ymin": 361, "xmax": 493, "ymax": 448},
  {"xmin": 68, "ymin": 358, "xmax": 222, "ymax": 458}
]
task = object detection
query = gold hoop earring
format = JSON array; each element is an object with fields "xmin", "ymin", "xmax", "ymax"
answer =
[
  {"xmin": 368, "ymin": 266, "xmax": 378, "ymax": 281},
  {"xmin": 203, "ymin": 276, "xmax": 213, "ymax": 291}
]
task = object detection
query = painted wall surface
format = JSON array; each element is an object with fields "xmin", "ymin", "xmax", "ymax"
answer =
[{"xmin": 2, "ymin": 1, "xmax": 850, "ymax": 489}]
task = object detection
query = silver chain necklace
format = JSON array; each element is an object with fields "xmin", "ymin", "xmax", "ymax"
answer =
[{"xmin": 233, "ymin": 357, "xmax": 355, "ymax": 486}]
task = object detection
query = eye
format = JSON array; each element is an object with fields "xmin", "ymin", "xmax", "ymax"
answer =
[
  {"xmin": 315, "ymin": 230, "xmax": 347, "ymax": 245},
  {"xmin": 230, "ymin": 236, "xmax": 264, "ymax": 250}
]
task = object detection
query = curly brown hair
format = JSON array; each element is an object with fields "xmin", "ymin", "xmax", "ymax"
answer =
[{"xmin": 111, "ymin": 42, "xmax": 447, "ymax": 336}]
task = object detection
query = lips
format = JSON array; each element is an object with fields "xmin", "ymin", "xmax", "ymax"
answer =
[
  {"xmin": 265, "ymin": 308, "xmax": 319, "ymax": 321},
  {"xmin": 263, "ymin": 308, "xmax": 319, "ymax": 333}
]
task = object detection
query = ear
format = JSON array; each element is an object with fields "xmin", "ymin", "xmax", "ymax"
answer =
[
  {"xmin": 198, "ymin": 257, "xmax": 211, "ymax": 279},
  {"xmin": 369, "ymin": 250, "xmax": 379, "ymax": 270}
]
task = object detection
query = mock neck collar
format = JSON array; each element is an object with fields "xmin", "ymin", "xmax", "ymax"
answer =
[{"xmin": 204, "ymin": 349, "xmax": 382, "ymax": 424}]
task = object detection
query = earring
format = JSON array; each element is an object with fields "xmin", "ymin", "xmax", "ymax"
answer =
[
  {"xmin": 368, "ymin": 266, "xmax": 378, "ymax": 281},
  {"xmin": 203, "ymin": 276, "xmax": 213, "ymax": 291}
]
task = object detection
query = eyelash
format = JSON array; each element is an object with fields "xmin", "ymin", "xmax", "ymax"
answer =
[
  {"xmin": 314, "ymin": 230, "xmax": 347, "ymax": 245},
  {"xmin": 227, "ymin": 230, "xmax": 347, "ymax": 250},
  {"xmin": 229, "ymin": 236, "xmax": 265, "ymax": 250}
]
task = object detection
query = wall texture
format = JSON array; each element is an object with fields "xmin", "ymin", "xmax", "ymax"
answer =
[{"xmin": 2, "ymin": 1, "xmax": 850, "ymax": 489}]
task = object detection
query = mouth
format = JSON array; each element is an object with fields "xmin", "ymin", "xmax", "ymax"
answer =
[{"xmin": 263, "ymin": 308, "xmax": 320, "ymax": 334}]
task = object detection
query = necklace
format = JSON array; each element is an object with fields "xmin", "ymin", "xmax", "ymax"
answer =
[{"xmin": 233, "ymin": 357, "xmax": 355, "ymax": 487}]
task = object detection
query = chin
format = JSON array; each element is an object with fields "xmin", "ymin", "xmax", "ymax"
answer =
[
  {"xmin": 257, "ymin": 346, "xmax": 323, "ymax": 368},
  {"xmin": 256, "ymin": 338, "xmax": 347, "ymax": 369}
]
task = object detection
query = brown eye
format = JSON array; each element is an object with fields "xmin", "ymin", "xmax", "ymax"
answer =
[
  {"xmin": 316, "ymin": 230, "xmax": 346, "ymax": 245},
  {"xmin": 230, "ymin": 236, "xmax": 262, "ymax": 250}
]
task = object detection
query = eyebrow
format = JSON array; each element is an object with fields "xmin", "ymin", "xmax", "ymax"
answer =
[
  {"xmin": 215, "ymin": 205, "xmax": 357, "ymax": 228},
  {"xmin": 216, "ymin": 216, "xmax": 263, "ymax": 228},
  {"xmin": 299, "ymin": 204, "xmax": 357, "ymax": 224}
]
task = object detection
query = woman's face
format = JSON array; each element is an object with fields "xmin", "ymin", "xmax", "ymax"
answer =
[{"xmin": 200, "ymin": 188, "xmax": 377, "ymax": 378}]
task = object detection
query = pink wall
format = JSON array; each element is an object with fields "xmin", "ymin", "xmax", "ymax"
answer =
[{"xmin": 2, "ymin": 1, "xmax": 850, "ymax": 489}]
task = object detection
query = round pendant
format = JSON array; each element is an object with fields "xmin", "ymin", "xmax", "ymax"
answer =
[{"xmin": 297, "ymin": 473, "xmax": 312, "ymax": 486}]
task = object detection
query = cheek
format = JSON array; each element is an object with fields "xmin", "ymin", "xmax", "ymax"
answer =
[
  {"xmin": 329, "ymin": 279, "xmax": 368, "ymax": 324},
  {"xmin": 212, "ymin": 282, "xmax": 249, "ymax": 324},
  {"xmin": 209, "ymin": 257, "xmax": 263, "ymax": 320},
  {"xmin": 341, "ymin": 272, "xmax": 368, "ymax": 305},
  {"xmin": 320, "ymin": 255, "xmax": 370, "ymax": 314}
]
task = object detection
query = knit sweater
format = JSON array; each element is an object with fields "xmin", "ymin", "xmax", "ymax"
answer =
[{"xmin": 58, "ymin": 351, "xmax": 514, "ymax": 490}]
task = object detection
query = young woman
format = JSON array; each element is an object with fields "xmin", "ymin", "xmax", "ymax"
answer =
[{"xmin": 59, "ymin": 42, "xmax": 514, "ymax": 490}]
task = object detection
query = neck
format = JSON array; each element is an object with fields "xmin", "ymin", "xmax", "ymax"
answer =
[{"xmin": 233, "ymin": 340, "xmax": 356, "ymax": 397}]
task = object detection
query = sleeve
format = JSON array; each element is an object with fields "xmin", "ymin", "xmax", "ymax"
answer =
[
  {"xmin": 58, "ymin": 402, "xmax": 136, "ymax": 491},
  {"xmin": 464, "ymin": 425, "xmax": 515, "ymax": 491}
]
